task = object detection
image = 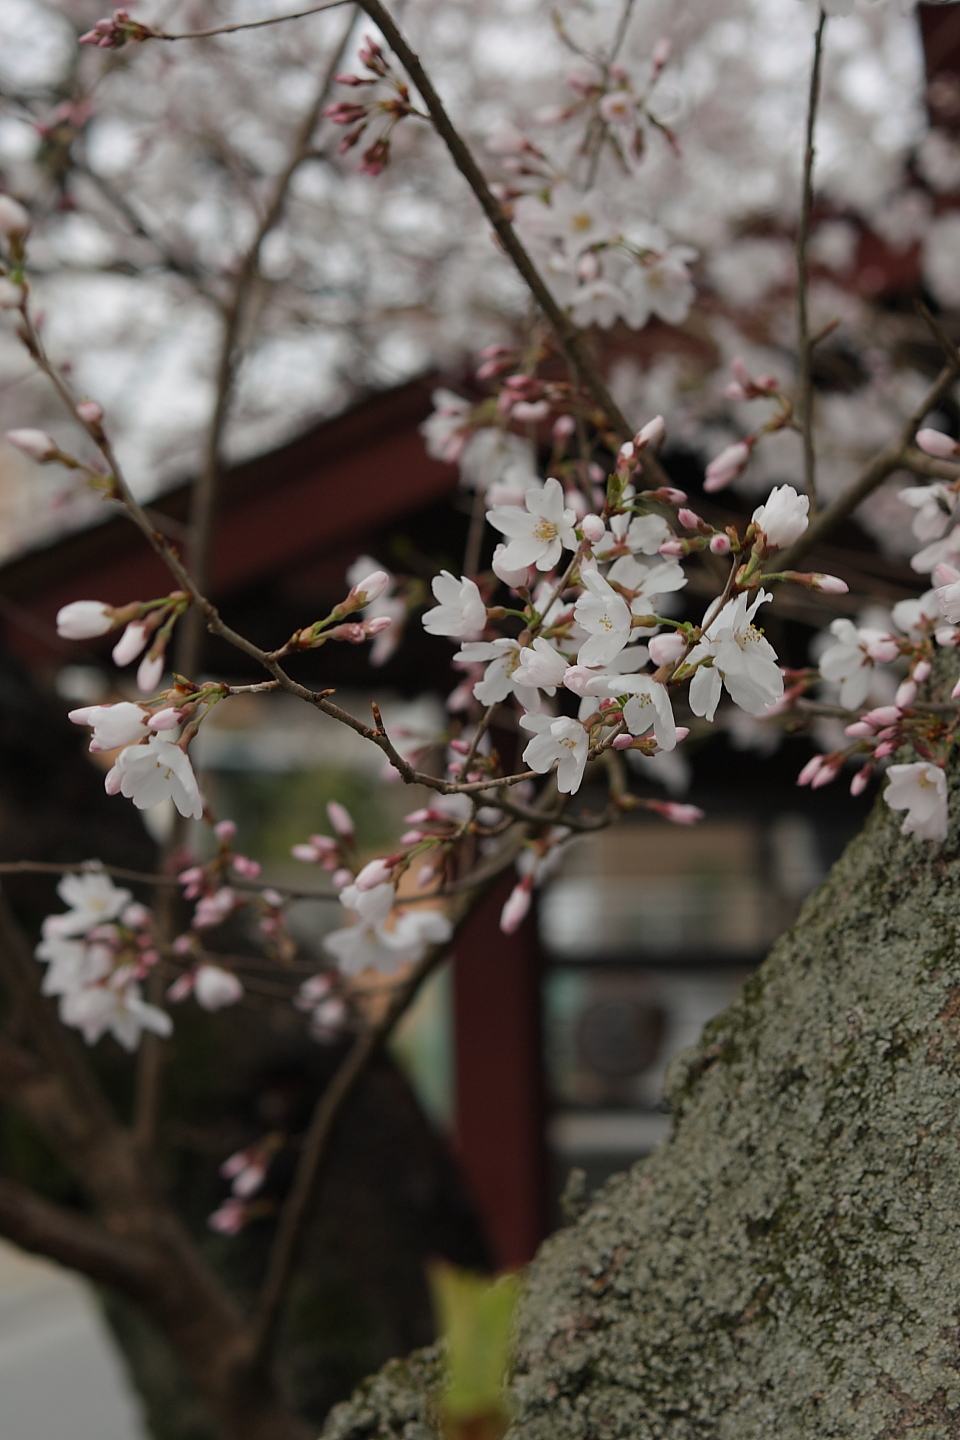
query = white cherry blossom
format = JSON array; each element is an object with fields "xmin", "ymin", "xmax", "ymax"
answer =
[
  {"xmin": 900, "ymin": 483, "xmax": 959, "ymax": 542},
  {"xmin": 752, "ymin": 485, "xmax": 810, "ymax": 549},
  {"xmin": 606, "ymin": 555, "xmax": 687, "ymax": 618},
  {"xmin": 42, "ymin": 872, "xmax": 132, "ymax": 938},
  {"xmin": 515, "ymin": 638, "xmax": 571, "ymax": 694},
  {"xmin": 595, "ymin": 511, "xmax": 672, "ymax": 559},
  {"xmin": 884, "ymin": 761, "xmax": 948, "ymax": 842},
  {"xmin": 421, "ymin": 572, "xmax": 487, "ymax": 639},
  {"xmin": 105, "ymin": 735, "xmax": 203, "ymax": 820},
  {"xmin": 454, "ymin": 638, "xmax": 540, "ymax": 710},
  {"xmin": 520, "ymin": 713, "xmax": 589, "ymax": 794},
  {"xmin": 487, "ymin": 476, "xmax": 577, "ymax": 572},
  {"xmin": 60, "ymin": 980, "xmax": 172, "ymax": 1051},
  {"xmin": 68, "ymin": 701, "xmax": 152, "ymax": 753},
  {"xmin": 687, "ymin": 590, "xmax": 784, "ymax": 720},
  {"xmin": 818, "ymin": 619, "xmax": 899, "ymax": 708},
  {"xmin": 613, "ymin": 675, "xmax": 677, "ymax": 751},
  {"xmin": 194, "ymin": 965, "xmax": 245, "ymax": 1011},
  {"xmin": 574, "ymin": 570, "xmax": 632, "ymax": 667}
]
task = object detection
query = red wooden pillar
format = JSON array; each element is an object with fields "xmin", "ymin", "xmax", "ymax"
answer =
[{"xmin": 452, "ymin": 876, "xmax": 548, "ymax": 1271}]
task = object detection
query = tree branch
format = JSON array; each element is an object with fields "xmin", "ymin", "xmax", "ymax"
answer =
[
  {"xmin": 773, "ymin": 356, "xmax": 960, "ymax": 572},
  {"xmin": 796, "ymin": 10, "xmax": 826, "ymax": 509},
  {"xmin": 0, "ymin": 1178, "xmax": 156, "ymax": 1298}
]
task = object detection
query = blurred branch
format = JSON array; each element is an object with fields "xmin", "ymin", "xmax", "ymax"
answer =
[
  {"xmin": 155, "ymin": 0, "xmax": 353, "ymax": 41},
  {"xmin": 796, "ymin": 10, "xmax": 826, "ymax": 510},
  {"xmin": 251, "ymin": 790, "xmax": 546, "ymax": 1363},
  {"xmin": 0, "ymin": 1177, "xmax": 156, "ymax": 1298}
]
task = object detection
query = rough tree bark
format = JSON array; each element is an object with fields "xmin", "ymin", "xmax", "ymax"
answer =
[{"xmin": 321, "ymin": 759, "xmax": 960, "ymax": 1439}]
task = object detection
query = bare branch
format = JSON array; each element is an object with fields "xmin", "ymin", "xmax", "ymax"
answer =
[
  {"xmin": 0, "ymin": 1178, "xmax": 157, "ymax": 1298},
  {"xmin": 796, "ymin": 11, "xmax": 826, "ymax": 509}
]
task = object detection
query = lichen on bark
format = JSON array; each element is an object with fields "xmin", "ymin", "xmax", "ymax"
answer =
[{"xmin": 323, "ymin": 763, "xmax": 960, "ymax": 1440}]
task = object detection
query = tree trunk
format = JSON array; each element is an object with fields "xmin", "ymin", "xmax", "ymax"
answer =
[{"xmin": 321, "ymin": 773, "xmax": 960, "ymax": 1439}]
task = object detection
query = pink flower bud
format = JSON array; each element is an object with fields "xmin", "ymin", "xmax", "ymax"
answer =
[
  {"xmin": 648, "ymin": 632, "xmax": 686, "ymax": 666},
  {"xmin": 349, "ymin": 569, "xmax": 390, "ymax": 606},
  {"xmin": 678, "ymin": 508, "xmax": 703, "ymax": 530},
  {"xmin": 916, "ymin": 428, "xmax": 958, "ymax": 459},
  {"xmin": 364, "ymin": 615, "xmax": 393, "ymax": 636},
  {"xmin": 709, "ymin": 534, "xmax": 732, "ymax": 555},
  {"xmin": 292, "ymin": 843, "xmax": 320, "ymax": 863},
  {"xmin": 104, "ymin": 763, "xmax": 122, "ymax": 795},
  {"xmin": 136, "ymin": 652, "xmax": 164, "ymax": 694},
  {"xmin": 327, "ymin": 800, "xmax": 354, "ymax": 837},
  {"xmin": 648, "ymin": 801, "xmax": 705, "ymax": 825},
  {"xmin": 56, "ymin": 600, "xmax": 114, "ymax": 639},
  {"xmin": 704, "ymin": 440, "xmax": 750, "ymax": 493},
  {"xmin": 635, "ymin": 415, "xmax": 665, "ymax": 450},
  {"xmin": 76, "ymin": 399, "xmax": 104, "ymax": 426},
  {"xmin": 511, "ymin": 399, "xmax": 550, "ymax": 422},
  {"xmin": 953, "ymin": 677, "xmax": 960, "ymax": 699},
  {"xmin": 611, "ymin": 733, "xmax": 634, "ymax": 750},
  {"xmin": 215, "ymin": 819, "xmax": 237, "ymax": 841},
  {"xmin": 844, "ymin": 721, "xmax": 873, "ymax": 738},
  {"xmin": 937, "ymin": 626, "xmax": 959, "ymax": 647},
  {"xmin": 863, "ymin": 705, "xmax": 902, "ymax": 727},
  {"xmin": 581, "ymin": 514, "xmax": 606, "ymax": 544},
  {"xmin": 674, "ymin": 727, "xmax": 690, "ymax": 743},
  {"xmin": 332, "ymin": 867, "xmax": 353, "ymax": 889},
  {"xmin": 895, "ymin": 679, "xmax": 918, "ymax": 708},
  {"xmin": 796, "ymin": 755, "xmax": 825, "ymax": 787},
  {"xmin": 6, "ymin": 428, "xmax": 58, "ymax": 462},
  {"xmin": 500, "ymin": 880, "xmax": 532, "ymax": 935},
  {"xmin": 354, "ymin": 857, "xmax": 392, "ymax": 891},
  {"xmin": 654, "ymin": 487, "xmax": 687, "ymax": 505},
  {"xmin": 553, "ymin": 414, "xmax": 576, "ymax": 439},
  {"xmin": 873, "ymin": 740, "xmax": 896, "ymax": 758},
  {"xmin": 400, "ymin": 829, "xmax": 426, "ymax": 846},
  {"xmin": 810, "ymin": 574, "xmax": 849, "ymax": 595},
  {"xmin": 404, "ymin": 808, "xmax": 431, "ymax": 824},
  {"xmin": 113, "ymin": 620, "xmax": 150, "ymax": 666},
  {"xmin": 167, "ymin": 973, "xmax": 194, "ymax": 1002},
  {"xmin": 850, "ymin": 768, "xmax": 871, "ymax": 796},
  {"xmin": 148, "ymin": 706, "xmax": 182, "ymax": 730},
  {"xmin": 935, "ymin": 563, "xmax": 960, "ymax": 588},
  {"xmin": 0, "ymin": 195, "xmax": 30, "ymax": 240},
  {"xmin": 811, "ymin": 761, "xmax": 841, "ymax": 789},
  {"xmin": 659, "ymin": 539, "xmax": 685, "ymax": 557},
  {"xmin": 231, "ymin": 855, "xmax": 261, "ymax": 879},
  {"xmin": 913, "ymin": 659, "xmax": 932, "ymax": 682}
]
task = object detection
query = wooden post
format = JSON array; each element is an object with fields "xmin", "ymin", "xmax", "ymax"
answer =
[{"xmin": 451, "ymin": 877, "xmax": 548, "ymax": 1271}]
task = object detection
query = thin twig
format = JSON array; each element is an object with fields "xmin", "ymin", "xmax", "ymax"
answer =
[
  {"xmin": 796, "ymin": 10, "xmax": 826, "ymax": 510},
  {"xmin": 154, "ymin": 0, "xmax": 353, "ymax": 41},
  {"xmin": 176, "ymin": 6, "xmax": 359, "ymax": 675}
]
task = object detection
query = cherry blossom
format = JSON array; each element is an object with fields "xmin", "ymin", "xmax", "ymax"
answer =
[
  {"xmin": 69, "ymin": 701, "xmax": 153, "ymax": 752},
  {"xmin": 454, "ymin": 638, "xmax": 540, "ymax": 710},
  {"xmin": 884, "ymin": 762, "xmax": 949, "ymax": 843},
  {"xmin": 574, "ymin": 570, "xmax": 632, "ymax": 666},
  {"xmin": 41, "ymin": 871, "xmax": 132, "ymax": 938},
  {"xmin": 614, "ymin": 674, "xmax": 677, "ymax": 751},
  {"xmin": 486, "ymin": 477, "xmax": 578, "ymax": 572},
  {"xmin": 752, "ymin": 485, "xmax": 810, "ymax": 550},
  {"xmin": 687, "ymin": 591, "xmax": 784, "ymax": 720},
  {"xmin": 515, "ymin": 638, "xmax": 572, "ymax": 694},
  {"xmin": 818, "ymin": 619, "xmax": 900, "ymax": 708},
  {"xmin": 105, "ymin": 735, "xmax": 203, "ymax": 820},
  {"xmin": 900, "ymin": 483, "xmax": 959, "ymax": 542},
  {"xmin": 421, "ymin": 572, "xmax": 487, "ymax": 639},
  {"xmin": 520, "ymin": 713, "xmax": 589, "ymax": 794},
  {"xmin": 61, "ymin": 981, "xmax": 172, "ymax": 1052},
  {"xmin": 194, "ymin": 965, "xmax": 245, "ymax": 1011}
]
